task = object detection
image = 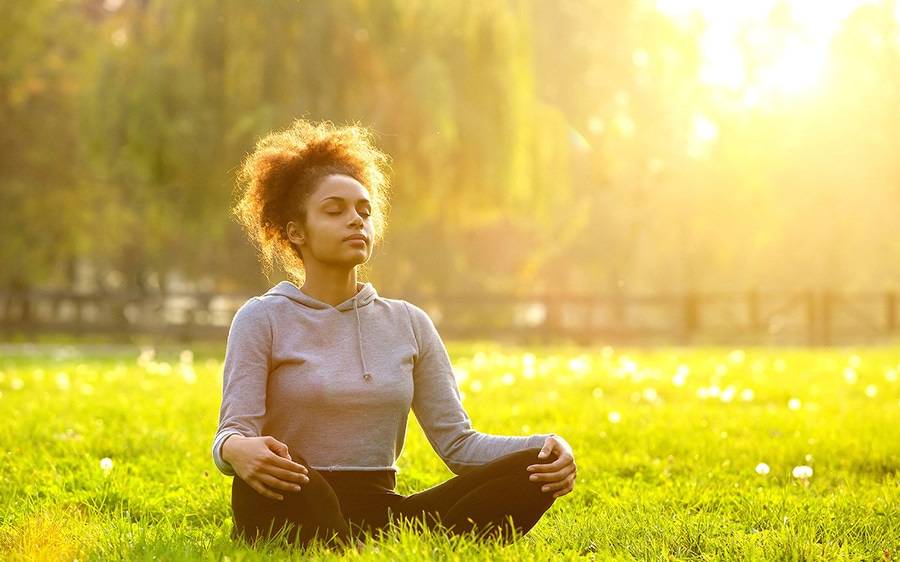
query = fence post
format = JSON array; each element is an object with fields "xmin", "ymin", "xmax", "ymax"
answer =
[
  {"xmin": 822, "ymin": 290, "xmax": 833, "ymax": 346},
  {"xmin": 748, "ymin": 289, "xmax": 761, "ymax": 342},
  {"xmin": 806, "ymin": 290, "xmax": 818, "ymax": 346},
  {"xmin": 682, "ymin": 293, "xmax": 699, "ymax": 345},
  {"xmin": 887, "ymin": 291, "xmax": 897, "ymax": 333}
]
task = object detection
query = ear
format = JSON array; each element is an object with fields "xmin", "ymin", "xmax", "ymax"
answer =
[{"xmin": 286, "ymin": 221, "xmax": 305, "ymax": 245}]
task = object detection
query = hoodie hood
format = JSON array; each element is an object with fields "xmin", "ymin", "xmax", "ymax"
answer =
[{"xmin": 264, "ymin": 280, "xmax": 379, "ymax": 382}]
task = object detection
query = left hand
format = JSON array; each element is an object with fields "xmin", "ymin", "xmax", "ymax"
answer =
[{"xmin": 527, "ymin": 434, "xmax": 576, "ymax": 499}]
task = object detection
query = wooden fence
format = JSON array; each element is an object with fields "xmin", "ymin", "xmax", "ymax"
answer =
[{"xmin": 0, "ymin": 288, "xmax": 897, "ymax": 346}]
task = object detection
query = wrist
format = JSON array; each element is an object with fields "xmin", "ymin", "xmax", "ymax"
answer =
[{"xmin": 221, "ymin": 433, "xmax": 244, "ymax": 463}]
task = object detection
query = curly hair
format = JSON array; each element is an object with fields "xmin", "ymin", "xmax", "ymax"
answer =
[{"xmin": 232, "ymin": 118, "xmax": 392, "ymax": 284}]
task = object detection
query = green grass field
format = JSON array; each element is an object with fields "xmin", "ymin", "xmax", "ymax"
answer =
[{"xmin": 0, "ymin": 342, "xmax": 897, "ymax": 561}]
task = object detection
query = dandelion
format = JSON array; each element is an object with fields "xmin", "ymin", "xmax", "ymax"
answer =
[
  {"xmin": 804, "ymin": 453, "xmax": 814, "ymax": 463},
  {"xmin": 501, "ymin": 372, "xmax": 516, "ymax": 386},
  {"xmin": 452, "ymin": 367, "xmax": 469, "ymax": 383},
  {"xmin": 79, "ymin": 383, "xmax": 94, "ymax": 395},
  {"xmin": 11, "ymin": 377, "xmax": 24, "ymax": 390},
  {"xmin": 521, "ymin": 424, "xmax": 531, "ymax": 433},
  {"xmin": 843, "ymin": 368, "xmax": 858, "ymax": 384},
  {"xmin": 740, "ymin": 388, "xmax": 755, "ymax": 401},
  {"xmin": 728, "ymin": 349, "xmax": 745, "ymax": 364},
  {"xmin": 719, "ymin": 386, "xmax": 736, "ymax": 403},
  {"xmin": 619, "ymin": 356, "xmax": 638, "ymax": 375},
  {"xmin": 864, "ymin": 384, "xmax": 877, "ymax": 397},
  {"xmin": 568, "ymin": 356, "xmax": 591, "ymax": 375},
  {"xmin": 755, "ymin": 463, "xmax": 770, "ymax": 475},
  {"xmin": 697, "ymin": 387, "xmax": 709, "ymax": 400},
  {"xmin": 848, "ymin": 354, "xmax": 861, "ymax": 368},
  {"xmin": 788, "ymin": 398, "xmax": 802, "ymax": 411},
  {"xmin": 100, "ymin": 457, "xmax": 114, "ymax": 473},
  {"xmin": 791, "ymin": 465, "xmax": 813, "ymax": 479},
  {"xmin": 469, "ymin": 380, "xmax": 483, "ymax": 393},
  {"xmin": 643, "ymin": 387, "xmax": 658, "ymax": 402},
  {"xmin": 179, "ymin": 349, "xmax": 194, "ymax": 364},
  {"xmin": 180, "ymin": 364, "xmax": 197, "ymax": 384},
  {"xmin": 886, "ymin": 368, "xmax": 897, "ymax": 382},
  {"xmin": 55, "ymin": 371, "xmax": 71, "ymax": 392},
  {"xmin": 708, "ymin": 385, "xmax": 721, "ymax": 398},
  {"xmin": 137, "ymin": 346, "xmax": 155, "ymax": 366},
  {"xmin": 607, "ymin": 411, "xmax": 622, "ymax": 424},
  {"xmin": 592, "ymin": 387, "xmax": 604, "ymax": 399},
  {"xmin": 522, "ymin": 361, "xmax": 536, "ymax": 379}
]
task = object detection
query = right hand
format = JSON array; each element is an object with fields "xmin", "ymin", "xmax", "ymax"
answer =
[{"xmin": 222, "ymin": 435, "xmax": 309, "ymax": 501}]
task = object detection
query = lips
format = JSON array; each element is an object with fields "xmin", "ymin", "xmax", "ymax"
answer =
[{"xmin": 344, "ymin": 234, "xmax": 368, "ymax": 243}]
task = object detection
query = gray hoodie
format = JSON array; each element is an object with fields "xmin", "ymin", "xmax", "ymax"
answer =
[{"xmin": 211, "ymin": 280, "xmax": 554, "ymax": 477}]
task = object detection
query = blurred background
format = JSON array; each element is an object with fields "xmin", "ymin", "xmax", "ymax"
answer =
[{"xmin": 2, "ymin": 0, "xmax": 899, "ymax": 345}]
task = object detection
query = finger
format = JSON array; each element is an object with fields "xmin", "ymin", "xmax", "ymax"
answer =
[
  {"xmin": 528, "ymin": 463, "xmax": 576, "ymax": 483},
  {"xmin": 539, "ymin": 473, "xmax": 575, "ymax": 493},
  {"xmin": 266, "ymin": 463, "xmax": 310, "ymax": 485},
  {"xmin": 537, "ymin": 439, "xmax": 556, "ymax": 460},
  {"xmin": 259, "ymin": 472, "xmax": 304, "ymax": 494},
  {"xmin": 527, "ymin": 454, "xmax": 574, "ymax": 473},
  {"xmin": 268, "ymin": 454, "xmax": 309, "ymax": 475},
  {"xmin": 552, "ymin": 486, "xmax": 573, "ymax": 499},
  {"xmin": 250, "ymin": 479, "xmax": 285, "ymax": 501}
]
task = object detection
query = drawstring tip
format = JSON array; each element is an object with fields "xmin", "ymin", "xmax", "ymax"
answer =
[{"xmin": 363, "ymin": 372, "xmax": 372, "ymax": 381}]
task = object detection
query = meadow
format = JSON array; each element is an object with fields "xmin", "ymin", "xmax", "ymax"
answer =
[{"xmin": 0, "ymin": 342, "xmax": 897, "ymax": 561}]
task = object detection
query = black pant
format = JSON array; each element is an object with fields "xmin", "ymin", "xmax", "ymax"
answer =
[{"xmin": 231, "ymin": 447, "xmax": 559, "ymax": 549}]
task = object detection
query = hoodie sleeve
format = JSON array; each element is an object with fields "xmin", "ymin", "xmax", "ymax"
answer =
[
  {"xmin": 404, "ymin": 302, "xmax": 555, "ymax": 475},
  {"xmin": 211, "ymin": 297, "xmax": 272, "ymax": 476}
]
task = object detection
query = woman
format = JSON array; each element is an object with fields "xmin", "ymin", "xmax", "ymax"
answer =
[{"xmin": 211, "ymin": 119, "xmax": 577, "ymax": 551}]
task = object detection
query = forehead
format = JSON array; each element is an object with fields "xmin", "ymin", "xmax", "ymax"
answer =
[{"xmin": 314, "ymin": 174, "xmax": 371, "ymax": 203}]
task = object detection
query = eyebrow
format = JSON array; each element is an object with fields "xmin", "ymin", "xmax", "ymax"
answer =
[{"xmin": 319, "ymin": 196, "xmax": 371, "ymax": 206}]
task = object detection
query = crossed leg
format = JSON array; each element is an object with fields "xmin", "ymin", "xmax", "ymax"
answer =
[
  {"xmin": 383, "ymin": 447, "xmax": 559, "ymax": 544},
  {"xmin": 230, "ymin": 447, "xmax": 559, "ymax": 549},
  {"xmin": 230, "ymin": 454, "xmax": 355, "ymax": 549}
]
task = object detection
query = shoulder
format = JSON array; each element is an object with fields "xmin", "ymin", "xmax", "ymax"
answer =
[
  {"xmin": 394, "ymin": 298, "xmax": 429, "ymax": 324},
  {"xmin": 230, "ymin": 296, "xmax": 272, "ymax": 329}
]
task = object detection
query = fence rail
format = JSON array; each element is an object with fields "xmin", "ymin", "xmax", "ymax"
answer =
[{"xmin": 1, "ymin": 289, "xmax": 897, "ymax": 346}]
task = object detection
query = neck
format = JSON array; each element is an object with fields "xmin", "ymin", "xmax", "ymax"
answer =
[{"xmin": 299, "ymin": 269, "xmax": 361, "ymax": 307}]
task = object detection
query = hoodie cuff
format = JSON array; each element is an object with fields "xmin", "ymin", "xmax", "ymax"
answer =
[
  {"xmin": 527, "ymin": 433, "xmax": 556, "ymax": 450},
  {"xmin": 212, "ymin": 431, "xmax": 243, "ymax": 476}
]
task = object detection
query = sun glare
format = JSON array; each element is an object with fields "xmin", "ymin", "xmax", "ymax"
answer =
[{"xmin": 655, "ymin": 0, "xmax": 883, "ymax": 100}]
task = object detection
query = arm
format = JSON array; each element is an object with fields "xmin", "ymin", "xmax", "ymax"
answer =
[
  {"xmin": 211, "ymin": 298, "xmax": 272, "ymax": 476},
  {"xmin": 404, "ymin": 302, "xmax": 555, "ymax": 475}
]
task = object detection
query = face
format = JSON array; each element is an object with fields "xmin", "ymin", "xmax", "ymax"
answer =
[{"xmin": 286, "ymin": 174, "xmax": 375, "ymax": 269}]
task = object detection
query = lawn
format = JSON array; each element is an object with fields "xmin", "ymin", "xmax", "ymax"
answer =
[{"xmin": 0, "ymin": 342, "xmax": 897, "ymax": 561}]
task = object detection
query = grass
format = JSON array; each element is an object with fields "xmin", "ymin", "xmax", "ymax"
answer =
[{"xmin": 0, "ymin": 341, "xmax": 897, "ymax": 561}]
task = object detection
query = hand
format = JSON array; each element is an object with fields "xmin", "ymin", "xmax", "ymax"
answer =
[
  {"xmin": 222, "ymin": 435, "xmax": 310, "ymax": 501},
  {"xmin": 526, "ymin": 434, "xmax": 576, "ymax": 499}
]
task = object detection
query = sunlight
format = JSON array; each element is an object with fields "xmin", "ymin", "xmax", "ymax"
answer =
[{"xmin": 656, "ymin": 0, "xmax": 883, "ymax": 99}]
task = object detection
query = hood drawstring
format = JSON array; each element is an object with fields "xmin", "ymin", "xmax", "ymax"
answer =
[
  {"xmin": 263, "ymin": 280, "xmax": 377, "ymax": 384},
  {"xmin": 354, "ymin": 296, "xmax": 373, "ymax": 383}
]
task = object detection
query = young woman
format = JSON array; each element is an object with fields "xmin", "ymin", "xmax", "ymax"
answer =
[{"xmin": 211, "ymin": 119, "xmax": 577, "ymax": 551}]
